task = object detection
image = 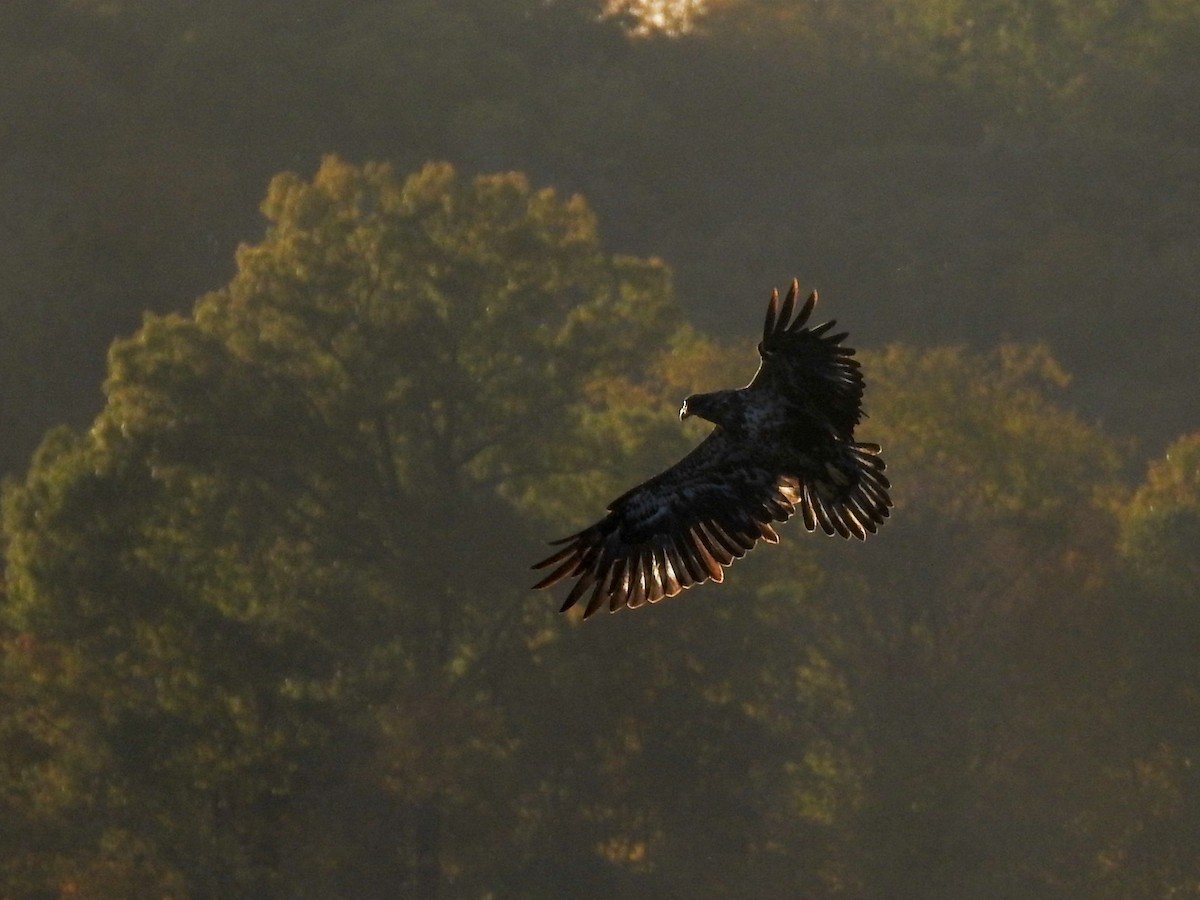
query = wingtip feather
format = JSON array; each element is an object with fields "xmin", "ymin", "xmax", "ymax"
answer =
[
  {"xmin": 778, "ymin": 281, "xmax": 797, "ymax": 332},
  {"xmin": 763, "ymin": 287, "xmax": 779, "ymax": 339},
  {"xmin": 531, "ymin": 542, "xmax": 576, "ymax": 571},
  {"xmin": 531, "ymin": 558, "xmax": 577, "ymax": 590},
  {"xmin": 788, "ymin": 291, "xmax": 818, "ymax": 332}
]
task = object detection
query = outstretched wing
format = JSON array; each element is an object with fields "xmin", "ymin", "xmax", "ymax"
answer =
[
  {"xmin": 532, "ymin": 431, "xmax": 798, "ymax": 618},
  {"xmin": 750, "ymin": 280, "xmax": 866, "ymax": 436},
  {"xmin": 788, "ymin": 440, "xmax": 892, "ymax": 541},
  {"xmin": 533, "ymin": 278, "xmax": 892, "ymax": 619},
  {"xmin": 751, "ymin": 282, "xmax": 891, "ymax": 535}
]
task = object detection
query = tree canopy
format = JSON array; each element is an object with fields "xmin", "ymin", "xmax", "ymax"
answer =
[
  {"xmin": 1, "ymin": 157, "xmax": 686, "ymax": 895},
  {"xmin": 1, "ymin": 0, "xmax": 1198, "ymax": 472},
  {"xmin": 3, "ymin": 1, "xmax": 1200, "ymax": 895},
  {"xmin": 3, "ymin": 155, "xmax": 1199, "ymax": 896}
]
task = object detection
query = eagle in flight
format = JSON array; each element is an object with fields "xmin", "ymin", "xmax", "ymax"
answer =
[{"xmin": 532, "ymin": 280, "xmax": 891, "ymax": 618}]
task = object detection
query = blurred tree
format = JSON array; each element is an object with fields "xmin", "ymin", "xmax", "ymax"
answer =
[
  {"xmin": 5, "ymin": 0, "xmax": 1200, "ymax": 480},
  {"xmin": 501, "ymin": 333, "xmax": 867, "ymax": 897},
  {"xmin": 1, "ymin": 156, "xmax": 682, "ymax": 896},
  {"xmin": 1103, "ymin": 434, "xmax": 1200, "ymax": 897},
  {"xmin": 697, "ymin": 0, "xmax": 1200, "ymax": 128},
  {"xmin": 6, "ymin": 191, "xmax": 1197, "ymax": 893},
  {"xmin": 801, "ymin": 343, "xmax": 1134, "ymax": 897},
  {"xmin": 4, "ymin": 0, "xmax": 1200, "ymax": 891},
  {"xmin": 1122, "ymin": 433, "xmax": 1200, "ymax": 592}
]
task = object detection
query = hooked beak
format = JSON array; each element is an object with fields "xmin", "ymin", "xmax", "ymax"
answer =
[{"xmin": 678, "ymin": 400, "xmax": 690, "ymax": 421}]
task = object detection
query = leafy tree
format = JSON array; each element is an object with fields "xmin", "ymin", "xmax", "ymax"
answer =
[
  {"xmin": 5, "ymin": 0, "xmax": 1200, "ymax": 480},
  {"xmin": 1122, "ymin": 433, "xmax": 1200, "ymax": 592},
  {"xmin": 1104, "ymin": 434, "xmax": 1200, "ymax": 897},
  {"xmin": 799, "ymin": 343, "xmax": 1132, "ymax": 897},
  {"xmin": 5, "ymin": 155, "xmax": 1193, "ymax": 895},
  {"xmin": 1, "ymin": 156, "xmax": 681, "ymax": 897}
]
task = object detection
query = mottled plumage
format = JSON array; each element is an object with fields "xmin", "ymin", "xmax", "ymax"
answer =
[{"xmin": 532, "ymin": 280, "xmax": 891, "ymax": 618}]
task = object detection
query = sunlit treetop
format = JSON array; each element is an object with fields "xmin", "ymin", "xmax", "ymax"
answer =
[
  {"xmin": 603, "ymin": 0, "xmax": 709, "ymax": 36},
  {"xmin": 1120, "ymin": 433, "xmax": 1200, "ymax": 587}
]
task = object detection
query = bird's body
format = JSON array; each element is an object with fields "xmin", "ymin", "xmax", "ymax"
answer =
[{"xmin": 533, "ymin": 280, "xmax": 891, "ymax": 618}]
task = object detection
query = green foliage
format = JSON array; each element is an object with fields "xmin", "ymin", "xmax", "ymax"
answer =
[
  {"xmin": 2, "ymin": 0, "xmax": 1199, "ymax": 474},
  {"xmin": 795, "ymin": 343, "xmax": 1134, "ymax": 896},
  {"xmin": 699, "ymin": 0, "xmax": 1200, "ymax": 126},
  {"xmin": 1104, "ymin": 435, "xmax": 1200, "ymax": 898},
  {"xmin": 3, "ymin": 148, "xmax": 1195, "ymax": 892},
  {"xmin": 867, "ymin": 342, "xmax": 1123, "ymax": 528},
  {"xmin": 2, "ymin": 0, "xmax": 1200, "ymax": 893},
  {"xmin": 1, "ymin": 157, "xmax": 685, "ymax": 896},
  {"xmin": 1121, "ymin": 433, "xmax": 1200, "ymax": 589}
]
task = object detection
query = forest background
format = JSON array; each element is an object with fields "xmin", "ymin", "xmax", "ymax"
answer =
[{"xmin": 1, "ymin": 0, "xmax": 1198, "ymax": 896}]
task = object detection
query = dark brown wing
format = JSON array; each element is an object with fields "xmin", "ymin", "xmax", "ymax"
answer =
[
  {"xmin": 534, "ymin": 279, "xmax": 891, "ymax": 619},
  {"xmin": 788, "ymin": 440, "xmax": 892, "ymax": 541},
  {"xmin": 750, "ymin": 280, "xmax": 866, "ymax": 436},
  {"xmin": 532, "ymin": 431, "xmax": 799, "ymax": 618},
  {"xmin": 753, "ymin": 282, "xmax": 892, "ymax": 538}
]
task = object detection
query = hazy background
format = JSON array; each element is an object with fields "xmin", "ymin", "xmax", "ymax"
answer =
[
  {"xmin": 1, "ymin": 1, "xmax": 1198, "ymax": 897},
  {"xmin": 2, "ymin": 0, "xmax": 1197, "ymax": 474}
]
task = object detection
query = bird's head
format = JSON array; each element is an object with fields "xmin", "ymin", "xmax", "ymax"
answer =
[{"xmin": 679, "ymin": 390, "xmax": 740, "ymax": 427}]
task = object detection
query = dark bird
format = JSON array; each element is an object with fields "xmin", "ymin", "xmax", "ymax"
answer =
[{"xmin": 532, "ymin": 280, "xmax": 891, "ymax": 618}]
